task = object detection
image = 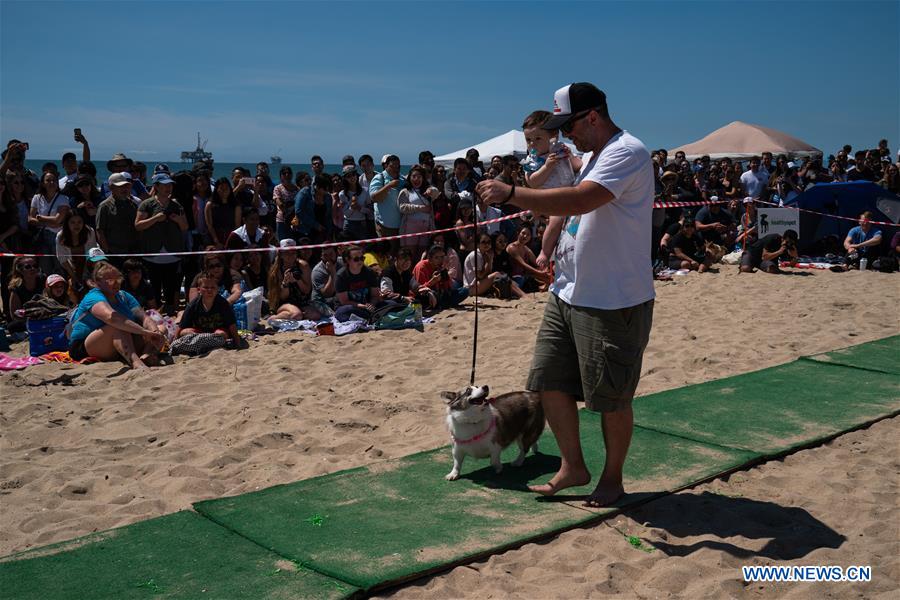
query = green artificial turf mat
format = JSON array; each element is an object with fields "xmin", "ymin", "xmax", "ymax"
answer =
[
  {"xmin": 0, "ymin": 511, "xmax": 358, "ymax": 600},
  {"xmin": 802, "ymin": 335, "xmax": 900, "ymax": 375},
  {"xmin": 194, "ymin": 418, "xmax": 755, "ymax": 590},
  {"xmin": 633, "ymin": 360, "xmax": 900, "ymax": 455}
]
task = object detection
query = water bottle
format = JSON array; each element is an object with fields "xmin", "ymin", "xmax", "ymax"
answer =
[
  {"xmin": 859, "ymin": 258, "xmax": 868, "ymax": 271},
  {"xmin": 412, "ymin": 302, "xmax": 423, "ymax": 320}
]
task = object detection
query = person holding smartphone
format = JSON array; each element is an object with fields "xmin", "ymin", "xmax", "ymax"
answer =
[{"xmin": 411, "ymin": 244, "xmax": 468, "ymax": 311}]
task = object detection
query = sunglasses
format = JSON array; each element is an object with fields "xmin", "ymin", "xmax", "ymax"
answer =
[
  {"xmin": 350, "ymin": 256, "xmax": 364, "ymax": 262},
  {"xmin": 19, "ymin": 263, "xmax": 37, "ymax": 270},
  {"xmin": 560, "ymin": 109, "xmax": 593, "ymax": 134},
  {"xmin": 76, "ymin": 181, "xmax": 92, "ymax": 188}
]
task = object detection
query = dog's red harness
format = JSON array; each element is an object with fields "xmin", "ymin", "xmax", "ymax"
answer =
[{"xmin": 450, "ymin": 398, "xmax": 497, "ymax": 444}]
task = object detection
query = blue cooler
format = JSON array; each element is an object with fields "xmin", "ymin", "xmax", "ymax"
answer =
[{"xmin": 27, "ymin": 317, "xmax": 69, "ymax": 357}]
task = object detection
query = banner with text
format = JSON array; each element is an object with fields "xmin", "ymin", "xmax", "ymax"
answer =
[{"xmin": 758, "ymin": 208, "xmax": 800, "ymax": 238}]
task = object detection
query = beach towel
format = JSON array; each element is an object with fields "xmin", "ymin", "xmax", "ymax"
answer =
[
  {"xmin": 39, "ymin": 351, "xmax": 99, "ymax": 365},
  {"xmin": 0, "ymin": 353, "xmax": 43, "ymax": 370}
]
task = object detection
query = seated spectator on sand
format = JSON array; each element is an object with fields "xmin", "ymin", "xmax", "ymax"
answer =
[
  {"xmin": 380, "ymin": 248, "xmax": 417, "ymax": 305},
  {"xmin": 225, "ymin": 207, "xmax": 272, "ymax": 250},
  {"xmin": 6, "ymin": 257, "xmax": 45, "ymax": 330},
  {"xmin": 694, "ymin": 201, "xmax": 735, "ymax": 247},
  {"xmin": 844, "ymin": 212, "xmax": 883, "ymax": 269},
  {"xmin": 177, "ymin": 271, "xmax": 241, "ymax": 348},
  {"xmin": 412, "ymin": 245, "xmax": 469, "ymax": 310},
  {"xmin": 55, "ymin": 210, "xmax": 96, "ymax": 296},
  {"xmin": 67, "ymin": 261, "xmax": 165, "ymax": 369},
  {"xmin": 425, "ymin": 232, "xmax": 462, "ymax": 289},
  {"xmin": 740, "ymin": 229, "xmax": 799, "ymax": 274},
  {"xmin": 189, "ymin": 253, "xmax": 242, "ymax": 305},
  {"xmin": 240, "ymin": 249, "xmax": 268, "ymax": 296},
  {"xmin": 506, "ymin": 226, "xmax": 551, "ymax": 291},
  {"xmin": 491, "ymin": 232, "xmax": 513, "ymax": 277},
  {"xmin": 334, "ymin": 244, "xmax": 390, "ymax": 322},
  {"xmin": 121, "ymin": 258, "xmax": 157, "ymax": 309},
  {"xmin": 464, "ymin": 233, "xmax": 525, "ymax": 299},
  {"xmin": 311, "ymin": 245, "xmax": 342, "ymax": 316},
  {"xmin": 228, "ymin": 252, "xmax": 247, "ymax": 292},
  {"xmin": 267, "ymin": 239, "xmax": 319, "ymax": 320},
  {"xmin": 338, "ymin": 165, "xmax": 373, "ymax": 241},
  {"xmin": 363, "ymin": 240, "xmax": 391, "ymax": 277},
  {"xmin": 669, "ymin": 221, "xmax": 712, "ymax": 273},
  {"xmin": 43, "ymin": 273, "xmax": 75, "ymax": 308},
  {"xmin": 398, "ymin": 165, "xmax": 438, "ymax": 258}
]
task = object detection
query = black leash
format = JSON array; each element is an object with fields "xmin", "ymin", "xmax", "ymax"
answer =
[{"xmin": 469, "ymin": 200, "xmax": 479, "ymax": 386}]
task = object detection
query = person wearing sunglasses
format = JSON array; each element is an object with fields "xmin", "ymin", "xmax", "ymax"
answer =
[
  {"xmin": 475, "ymin": 82, "xmax": 655, "ymax": 509},
  {"xmin": 5, "ymin": 257, "xmax": 45, "ymax": 331},
  {"xmin": 333, "ymin": 244, "xmax": 391, "ymax": 322}
]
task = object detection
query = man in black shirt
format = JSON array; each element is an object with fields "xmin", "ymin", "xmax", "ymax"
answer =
[{"xmin": 740, "ymin": 230, "xmax": 799, "ymax": 273}]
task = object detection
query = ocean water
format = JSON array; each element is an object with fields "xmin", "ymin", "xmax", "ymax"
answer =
[{"xmin": 23, "ymin": 159, "xmax": 348, "ymax": 184}]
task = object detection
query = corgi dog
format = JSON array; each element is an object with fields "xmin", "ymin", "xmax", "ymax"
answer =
[{"xmin": 442, "ymin": 385, "xmax": 544, "ymax": 481}]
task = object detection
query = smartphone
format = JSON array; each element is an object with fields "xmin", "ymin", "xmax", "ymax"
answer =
[
  {"xmin": 74, "ymin": 128, "xmax": 82, "ymax": 137},
  {"xmin": 242, "ymin": 177, "xmax": 255, "ymax": 186}
]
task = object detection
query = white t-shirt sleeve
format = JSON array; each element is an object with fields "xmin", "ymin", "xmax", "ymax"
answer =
[{"xmin": 581, "ymin": 146, "xmax": 646, "ymax": 199}]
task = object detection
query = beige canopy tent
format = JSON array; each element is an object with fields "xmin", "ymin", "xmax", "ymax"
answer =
[{"xmin": 669, "ymin": 121, "xmax": 822, "ymax": 161}]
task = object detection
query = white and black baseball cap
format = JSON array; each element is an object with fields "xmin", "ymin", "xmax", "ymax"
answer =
[{"xmin": 543, "ymin": 82, "xmax": 608, "ymax": 131}]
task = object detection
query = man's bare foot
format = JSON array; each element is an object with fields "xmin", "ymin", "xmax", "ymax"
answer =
[
  {"xmin": 583, "ymin": 479, "xmax": 624, "ymax": 507},
  {"xmin": 529, "ymin": 466, "xmax": 591, "ymax": 496}
]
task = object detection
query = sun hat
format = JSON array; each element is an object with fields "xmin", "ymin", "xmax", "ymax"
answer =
[
  {"xmin": 46, "ymin": 274, "xmax": 66, "ymax": 287},
  {"xmin": 542, "ymin": 83, "xmax": 607, "ymax": 131},
  {"xmin": 106, "ymin": 152, "xmax": 133, "ymax": 171},
  {"xmin": 87, "ymin": 246, "xmax": 108, "ymax": 263},
  {"xmin": 108, "ymin": 172, "xmax": 132, "ymax": 187},
  {"xmin": 151, "ymin": 172, "xmax": 175, "ymax": 185}
]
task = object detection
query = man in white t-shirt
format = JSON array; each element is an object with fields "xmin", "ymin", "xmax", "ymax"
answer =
[
  {"xmin": 476, "ymin": 82, "xmax": 654, "ymax": 507},
  {"xmin": 740, "ymin": 157, "xmax": 769, "ymax": 200}
]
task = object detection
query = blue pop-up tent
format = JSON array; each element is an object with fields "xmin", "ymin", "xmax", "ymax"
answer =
[{"xmin": 784, "ymin": 182, "xmax": 900, "ymax": 253}]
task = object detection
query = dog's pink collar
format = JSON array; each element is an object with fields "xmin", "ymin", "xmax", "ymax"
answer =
[{"xmin": 452, "ymin": 414, "xmax": 496, "ymax": 445}]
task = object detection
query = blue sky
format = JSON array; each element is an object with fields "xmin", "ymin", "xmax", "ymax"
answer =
[{"xmin": 2, "ymin": 0, "xmax": 897, "ymax": 163}]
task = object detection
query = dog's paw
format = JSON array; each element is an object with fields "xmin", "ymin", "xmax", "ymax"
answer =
[{"xmin": 445, "ymin": 471, "xmax": 459, "ymax": 481}]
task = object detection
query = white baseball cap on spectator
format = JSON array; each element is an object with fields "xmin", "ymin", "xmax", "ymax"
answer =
[
  {"xmin": 87, "ymin": 246, "xmax": 109, "ymax": 263},
  {"xmin": 279, "ymin": 239, "xmax": 297, "ymax": 249},
  {"xmin": 381, "ymin": 154, "xmax": 391, "ymax": 167},
  {"xmin": 108, "ymin": 172, "xmax": 132, "ymax": 187}
]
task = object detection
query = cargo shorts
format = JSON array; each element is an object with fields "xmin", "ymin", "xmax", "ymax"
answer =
[{"xmin": 526, "ymin": 294, "xmax": 654, "ymax": 412}]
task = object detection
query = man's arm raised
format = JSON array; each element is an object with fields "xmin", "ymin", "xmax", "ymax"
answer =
[{"xmin": 475, "ymin": 178, "xmax": 614, "ymax": 217}]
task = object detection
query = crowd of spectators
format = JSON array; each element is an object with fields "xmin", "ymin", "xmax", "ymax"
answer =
[
  {"xmin": 2, "ymin": 127, "xmax": 897, "ymax": 367},
  {"xmin": 652, "ymin": 139, "xmax": 900, "ymax": 273},
  {"xmin": 0, "ymin": 124, "xmax": 566, "ymax": 367}
]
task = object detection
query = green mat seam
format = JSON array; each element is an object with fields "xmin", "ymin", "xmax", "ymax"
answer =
[
  {"xmin": 631, "ymin": 423, "xmax": 756, "ymax": 455},
  {"xmin": 797, "ymin": 354, "xmax": 898, "ymax": 375}
]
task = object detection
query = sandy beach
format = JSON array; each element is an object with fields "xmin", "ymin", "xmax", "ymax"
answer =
[{"xmin": 1, "ymin": 267, "xmax": 898, "ymax": 598}]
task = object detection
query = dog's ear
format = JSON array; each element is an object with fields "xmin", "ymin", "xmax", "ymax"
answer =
[{"xmin": 440, "ymin": 391, "xmax": 457, "ymax": 403}]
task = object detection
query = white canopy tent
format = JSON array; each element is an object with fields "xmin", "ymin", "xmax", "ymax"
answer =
[
  {"xmin": 669, "ymin": 121, "xmax": 822, "ymax": 161},
  {"xmin": 434, "ymin": 129, "xmax": 577, "ymax": 167}
]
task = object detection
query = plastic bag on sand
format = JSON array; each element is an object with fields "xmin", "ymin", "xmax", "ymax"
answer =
[{"xmin": 722, "ymin": 250, "xmax": 743, "ymax": 265}]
